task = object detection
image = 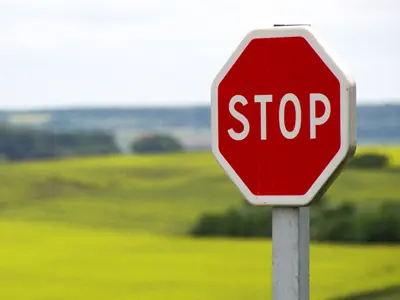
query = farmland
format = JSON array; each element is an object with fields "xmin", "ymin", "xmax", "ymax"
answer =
[
  {"xmin": 0, "ymin": 146, "xmax": 399, "ymax": 299},
  {"xmin": 0, "ymin": 146, "xmax": 399, "ymax": 235}
]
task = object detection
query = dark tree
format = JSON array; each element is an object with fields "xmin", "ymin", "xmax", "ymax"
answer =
[
  {"xmin": 0, "ymin": 125, "xmax": 120, "ymax": 161},
  {"xmin": 131, "ymin": 134, "xmax": 184, "ymax": 154}
]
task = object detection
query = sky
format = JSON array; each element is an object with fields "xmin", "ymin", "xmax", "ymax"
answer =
[{"xmin": 0, "ymin": 0, "xmax": 399, "ymax": 110}]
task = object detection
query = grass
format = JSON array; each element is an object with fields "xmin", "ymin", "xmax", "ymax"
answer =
[
  {"xmin": 0, "ymin": 146, "xmax": 399, "ymax": 299},
  {"xmin": 0, "ymin": 220, "xmax": 399, "ymax": 300},
  {"xmin": 0, "ymin": 146, "xmax": 399, "ymax": 235}
]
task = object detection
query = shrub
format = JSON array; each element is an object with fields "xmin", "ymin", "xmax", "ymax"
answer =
[
  {"xmin": 357, "ymin": 202, "xmax": 400, "ymax": 243},
  {"xmin": 131, "ymin": 133, "xmax": 184, "ymax": 154},
  {"xmin": 311, "ymin": 202, "xmax": 358, "ymax": 242},
  {"xmin": 190, "ymin": 205, "xmax": 273, "ymax": 238},
  {"xmin": 347, "ymin": 153, "xmax": 389, "ymax": 169},
  {"xmin": 190, "ymin": 213, "xmax": 225, "ymax": 236},
  {"xmin": 190, "ymin": 198, "xmax": 400, "ymax": 244}
]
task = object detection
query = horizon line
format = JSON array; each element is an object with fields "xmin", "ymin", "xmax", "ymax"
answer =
[{"xmin": 0, "ymin": 98, "xmax": 399, "ymax": 112}]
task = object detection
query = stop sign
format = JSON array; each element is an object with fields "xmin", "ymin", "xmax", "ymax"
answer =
[{"xmin": 211, "ymin": 26, "xmax": 356, "ymax": 206}]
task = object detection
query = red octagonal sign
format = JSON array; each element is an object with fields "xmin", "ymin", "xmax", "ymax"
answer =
[{"xmin": 211, "ymin": 26, "xmax": 356, "ymax": 206}]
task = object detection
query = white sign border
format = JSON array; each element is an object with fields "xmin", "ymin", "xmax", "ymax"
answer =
[{"xmin": 211, "ymin": 26, "xmax": 356, "ymax": 206}]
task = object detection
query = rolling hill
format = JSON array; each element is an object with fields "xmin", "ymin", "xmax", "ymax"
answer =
[
  {"xmin": 0, "ymin": 146, "xmax": 399, "ymax": 234},
  {"xmin": 0, "ymin": 146, "xmax": 399, "ymax": 300}
]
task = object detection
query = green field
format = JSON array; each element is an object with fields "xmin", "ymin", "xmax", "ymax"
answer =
[
  {"xmin": 0, "ymin": 146, "xmax": 399, "ymax": 299},
  {"xmin": 1, "ymin": 146, "xmax": 399, "ymax": 235},
  {"xmin": 0, "ymin": 220, "xmax": 399, "ymax": 300}
]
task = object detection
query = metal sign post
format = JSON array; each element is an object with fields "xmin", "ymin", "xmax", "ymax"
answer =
[{"xmin": 272, "ymin": 207, "xmax": 309, "ymax": 300}]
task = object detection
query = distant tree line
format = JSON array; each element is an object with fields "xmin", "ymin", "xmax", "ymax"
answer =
[
  {"xmin": 190, "ymin": 153, "xmax": 400, "ymax": 243},
  {"xmin": 190, "ymin": 197, "xmax": 400, "ymax": 244},
  {"xmin": 0, "ymin": 125, "xmax": 120, "ymax": 161}
]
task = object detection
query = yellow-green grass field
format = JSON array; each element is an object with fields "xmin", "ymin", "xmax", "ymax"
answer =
[
  {"xmin": 0, "ymin": 220, "xmax": 399, "ymax": 300},
  {"xmin": 0, "ymin": 146, "xmax": 399, "ymax": 299},
  {"xmin": 0, "ymin": 146, "xmax": 399, "ymax": 235}
]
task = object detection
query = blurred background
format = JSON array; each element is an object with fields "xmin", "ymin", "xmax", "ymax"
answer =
[{"xmin": 0, "ymin": 0, "xmax": 399, "ymax": 299}]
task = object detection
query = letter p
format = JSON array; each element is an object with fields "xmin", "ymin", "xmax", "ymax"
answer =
[{"xmin": 310, "ymin": 93, "xmax": 331, "ymax": 139}]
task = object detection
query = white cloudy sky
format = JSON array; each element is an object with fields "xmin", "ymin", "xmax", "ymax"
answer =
[{"xmin": 0, "ymin": 0, "xmax": 399, "ymax": 109}]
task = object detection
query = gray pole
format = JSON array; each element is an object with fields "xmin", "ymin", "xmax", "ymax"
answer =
[{"xmin": 272, "ymin": 206, "xmax": 310, "ymax": 300}]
